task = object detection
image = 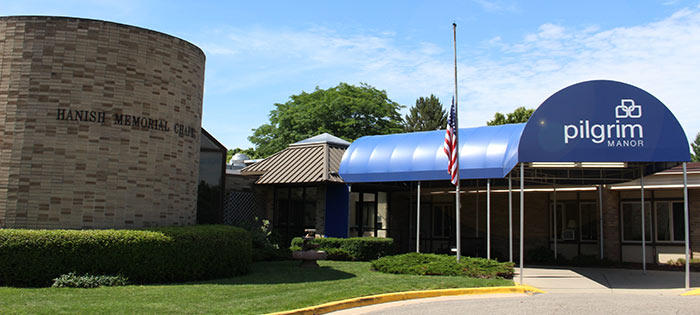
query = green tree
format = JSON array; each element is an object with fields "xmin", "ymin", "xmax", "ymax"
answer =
[
  {"xmin": 226, "ymin": 147, "xmax": 259, "ymax": 163},
  {"xmin": 486, "ymin": 106, "xmax": 535, "ymax": 126},
  {"xmin": 692, "ymin": 132, "xmax": 700, "ymax": 162},
  {"xmin": 403, "ymin": 94, "xmax": 447, "ymax": 132},
  {"xmin": 249, "ymin": 83, "xmax": 404, "ymax": 157}
]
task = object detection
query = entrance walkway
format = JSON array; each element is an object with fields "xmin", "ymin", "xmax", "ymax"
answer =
[{"xmin": 519, "ymin": 266, "xmax": 700, "ymax": 295}]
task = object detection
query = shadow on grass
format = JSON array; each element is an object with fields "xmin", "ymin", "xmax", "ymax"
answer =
[{"xmin": 187, "ymin": 261, "xmax": 356, "ymax": 285}]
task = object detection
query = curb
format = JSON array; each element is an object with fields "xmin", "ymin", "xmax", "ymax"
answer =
[
  {"xmin": 681, "ymin": 289, "xmax": 700, "ymax": 296},
  {"xmin": 267, "ymin": 285, "xmax": 545, "ymax": 315}
]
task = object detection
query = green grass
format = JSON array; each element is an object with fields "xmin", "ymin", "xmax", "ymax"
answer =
[{"xmin": 0, "ymin": 260, "xmax": 513, "ymax": 314}]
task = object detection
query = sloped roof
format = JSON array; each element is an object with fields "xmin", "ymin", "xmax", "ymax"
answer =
[{"xmin": 240, "ymin": 134, "xmax": 348, "ymax": 184}]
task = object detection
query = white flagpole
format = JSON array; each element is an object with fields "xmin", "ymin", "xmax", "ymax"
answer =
[{"xmin": 453, "ymin": 22, "xmax": 461, "ymax": 262}]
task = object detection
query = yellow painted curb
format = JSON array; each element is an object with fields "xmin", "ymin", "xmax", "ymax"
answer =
[
  {"xmin": 681, "ymin": 289, "xmax": 700, "ymax": 296},
  {"xmin": 267, "ymin": 285, "xmax": 544, "ymax": 315}
]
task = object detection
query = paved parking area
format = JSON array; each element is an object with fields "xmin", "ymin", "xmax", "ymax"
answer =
[
  {"xmin": 331, "ymin": 266, "xmax": 700, "ymax": 314},
  {"xmin": 518, "ymin": 266, "xmax": 700, "ymax": 295}
]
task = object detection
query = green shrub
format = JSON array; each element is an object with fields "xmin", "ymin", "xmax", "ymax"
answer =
[
  {"xmin": 371, "ymin": 253, "xmax": 514, "ymax": 279},
  {"xmin": 290, "ymin": 237, "xmax": 393, "ymax": 261},
  {"xmin": 0, "ymin": 225, "xmax": 251, "ymax": 287},
  {"xmin": 52, "ymin": 272, "xmax": 128, "ymax": 288}
]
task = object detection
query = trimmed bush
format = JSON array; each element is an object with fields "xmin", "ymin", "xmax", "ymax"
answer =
[
  {"xmin": 0, "ymin": 225, "xmax": 251, "ymax": 287},
  {"xmin": 52, "ymin": 272, "xmax": 128, "ymax": 288},
  {"xmin": 290, "ymin": 237, "xmax": 393, "ymax": 261},
  {"xmin": 371, "ymin": 253, "xmax": 514, "ymax": 279}
]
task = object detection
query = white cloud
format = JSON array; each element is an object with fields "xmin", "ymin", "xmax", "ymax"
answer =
[
  {"xmin": 202, "ymin": 6, "xmax": 700, "ymax": 145},
  {"xmin": 459, "ymin": 6, "xmax": 700, "ymax": 143}
]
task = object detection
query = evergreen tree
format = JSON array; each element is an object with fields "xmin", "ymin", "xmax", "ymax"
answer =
[
  {"xmin": 692, "ymin": 132, "xmax": 700, "ymax": 162},
  {"xmin": 403, "ymin": 94, "xmax": 447, "ymax": 132}
]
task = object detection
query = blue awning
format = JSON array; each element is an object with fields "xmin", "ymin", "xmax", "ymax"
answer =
[
  {"xmin": 339, "ymin": 124, "xmax": 525, "ymax": 183},
  {"xmin": 339, "ymin": 80, "xmax": 690, "ymax": 184}
]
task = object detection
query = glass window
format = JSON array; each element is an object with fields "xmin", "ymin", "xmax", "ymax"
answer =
[
  {"xmin": 580, "ymin": 202, "xmax": 598, "ymax": 241},
  {"xmin": 673, "ymin": 202, "xmax": 685, "ymax": 242},
  {"xmin": 304, "ymin": 187, "xmax": 317, "ymax": 229},
  {"xmin": 621, "ymin": 201, "xmax": 652, "ymax": 242},
  {"xmin": 655, "ymin": 201, "xmax": 685, "ymax": 242},
  {"xmin": 432, "ymin": 204, "xmax": 452, "ymax": 237}
]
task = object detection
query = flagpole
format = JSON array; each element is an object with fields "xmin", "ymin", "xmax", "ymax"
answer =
[{"xmin": 453, "ymin": 22, "xmax": 461, "ymax": 262}]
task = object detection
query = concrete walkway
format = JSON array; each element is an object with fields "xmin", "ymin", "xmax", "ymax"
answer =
[{"xmin": 518, "ymin": 266, "xmax": 700, "ymax": 295}]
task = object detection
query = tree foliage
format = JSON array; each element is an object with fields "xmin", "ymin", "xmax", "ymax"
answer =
[
  {"xmin": 403, "ymin": 94, "xmax": 447, "ymax": 132},
  {"xmin": 692, "ymin": 132, "xmax": 700, "ymax": 162},
  {"xmin": 486, "ymin": 106, "xmax": 535, "ymax": 126},
  {"xmin": 249, "ymin": 83, "xmax": 404, "ymax": 157}
]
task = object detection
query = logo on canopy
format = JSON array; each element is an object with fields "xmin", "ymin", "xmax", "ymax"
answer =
[
  {"xmin": 563, "ymin": 99, "xmax": 644, "ymax": 147},
  {"xmin": 616, "ymin": 99, "xmax": 642, "ymax": 119}
]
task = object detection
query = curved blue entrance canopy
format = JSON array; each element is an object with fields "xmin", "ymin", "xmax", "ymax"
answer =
[
  {"xmin": 339, "ymin": 80, "xmax": 690, "ymax": 183},
  {"xmin": 339, "ymin": 124, "xmax": 524, "ymax": 183},
  {"xmin": 519, "ymin": 80, "xmax": 690, "ymax": 162}
]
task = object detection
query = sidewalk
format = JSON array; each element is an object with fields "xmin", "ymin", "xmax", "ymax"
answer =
[{"xmin": 518, "ymin": 266, "xmax": 700, "ymax": 295}]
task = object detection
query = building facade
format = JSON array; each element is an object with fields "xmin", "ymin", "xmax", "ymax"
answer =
[{"xmin": 0, "ymin": 16, "xmax": 205, "ymax": 229}]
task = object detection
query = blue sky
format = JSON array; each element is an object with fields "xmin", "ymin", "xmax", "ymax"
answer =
[{"xmin": 3, "ymin": 0, "xmax": 700, "ymax": 149}]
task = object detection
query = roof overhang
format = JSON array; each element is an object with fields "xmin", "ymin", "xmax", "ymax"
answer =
[{"xmin": 338, "ymin": 80, "xmax": 691, "ymax": 184}]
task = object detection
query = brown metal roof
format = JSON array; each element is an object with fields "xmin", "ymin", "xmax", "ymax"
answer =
[{"xmin": 240, "ymin": 142, "xmax": 347, "ymax": 185}]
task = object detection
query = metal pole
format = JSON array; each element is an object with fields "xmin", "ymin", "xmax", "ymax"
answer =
[
  {"xmin": 599, "ymin": 184, "xmax": 604, "ymax": 260},
  {"xmin": 487, "ymin": 178, "xmax": 491, "ymax": 260},
  {"xmin": 519, "ymin": 163, "xmax": 525, "ymax": 284},
  {"xmin": 417, "ymin": 181, "xmax": 421, "ymax": 253},
  {"xmin": 453, "ymin": 23, "xmax": 461, "ymax": 262},
  {"xmin": 476, "ymin": 185, "xmax": 479, "ymax": 237},
  {"xmin": 553, "ymin": 180, "xmax": 557, "ymax": 260},
  {"xmin": 509, "ymin": 173, "xmax": 513, "ymax": 263},
  {"xmin": 641, "ymin": 168, "xmax": 646, "ymax": 274},
  {"xmin": 683, "ymin": 162, "xmax": 690, "ymax": 290}
]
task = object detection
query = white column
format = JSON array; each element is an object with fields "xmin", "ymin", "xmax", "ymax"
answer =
[
  {"xmin": 509, "ymin": 173, "xmax": 513, "ymax": 263},
  {"xmin": 599, "ymin": 184, "xmax": 604, "ymax": 260},
  {"xmin": 519, "ymin": 163, "xmax": 525, "ymax": 284},
  {"xmin": 683, "ymin": 162, "xmax": 690, "ymax": 290},
  {"xmin": 487, "ymin": 178, "xmax": 491, "ymax": 260},
  {"xmin": 641, "ymin": 169, "xmax": 647, "ymax": 274},
  {"xmin": 416, "ymin": 181, "xmax": 421, "ymax": 253},
  {"xmin": 553, "ymin": 180, "xmax": 557, "ymax": 260}
]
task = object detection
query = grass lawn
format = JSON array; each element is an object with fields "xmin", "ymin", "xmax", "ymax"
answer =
[{"xmin": 0, "ymin": 260, "xmax": 513, "ymax": 314}]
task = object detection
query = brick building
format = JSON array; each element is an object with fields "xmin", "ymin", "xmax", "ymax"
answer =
[{"xmin": 0, "ymin": 16, "xmax": 205, "ymax": 228}]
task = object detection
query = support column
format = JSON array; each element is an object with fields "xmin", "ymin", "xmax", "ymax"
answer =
[
  {"xmin": 416, "ymin": 181, "xmax": 421, "ymax": 253},
  {"xmin": 487, "ymin": 178, "xmax": 491, "ymax": 260},
  {"xmin": 519, "ymin": 163, "xmax": 525, "ymax": 284},
  {"xmin": 553, "ymin": 180, "xmax": 557, "ymax": 260},
  {"xmin": 684, "ymin": 162, "xmax": 690, "ymax": 290},
  {"xmin": 641, "ymin": 169, "xmax": 647, "ymax": 274},
  {"xmin": 599, "ymin": 184, "xmax": 604, "ymax": 260},
  {"xmin": 509, "ymin": 173, "xmax": 513, "ymax": 263}
]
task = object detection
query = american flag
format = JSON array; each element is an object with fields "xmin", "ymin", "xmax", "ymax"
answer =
[{"xmin": 444, "ymin": 98, "xmax": 458, "ymax": 186}]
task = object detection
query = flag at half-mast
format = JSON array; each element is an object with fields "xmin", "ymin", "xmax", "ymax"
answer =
[{"xmin": 444, "ymin": 97, "xmax": 458, "ymax": 186}]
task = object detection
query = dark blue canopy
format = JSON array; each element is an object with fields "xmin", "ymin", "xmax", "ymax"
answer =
[{"xmin": 339, "ymin": 80, "xmax": 690, "ymax": 183}]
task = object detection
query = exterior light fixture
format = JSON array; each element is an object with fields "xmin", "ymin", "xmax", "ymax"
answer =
[{"xmin": 529, "ymin": 162, "xmax": 627, "ymax": 168}]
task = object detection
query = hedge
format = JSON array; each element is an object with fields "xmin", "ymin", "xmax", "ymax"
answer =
[
  {"xmin": 290, "ymin": 237, "xmax": 393, "ymax": 261},
  {"xmin": 371, "ymin": 253, "xmax": 514, "ymax": 279},
  {"xmin": 0, "ymin": 225, "xmax": 251, "ymax": 287}
]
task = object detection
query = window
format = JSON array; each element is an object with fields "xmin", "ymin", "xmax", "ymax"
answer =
[
  {"xmin": 550, "ymin": 201, "xmax": 598, "ymax": 241},
  {"xmin": 655, "ymin": 201, "xmax": 685, "ymax": 243},
  {"xmin": 432, "ymin": 204, "xmax": 453, "ymax": 237},
  {"xmin": 273, "ymin": 186, "xmax": 318, "ymax": 244},
  {"xmin": 579, "ymin": 202, "xmax": 598, "ymax": 241},
  {"xmin": 349, "ymin": 191, "xmax": 388, "ymax": 237},
  {"xmin": 621, "ymin": 201, "xmax": 652, "ymax": 242}
]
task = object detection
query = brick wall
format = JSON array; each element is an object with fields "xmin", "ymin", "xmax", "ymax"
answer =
[{"xmin": 0, "ymin": 16, "xmax": 205, "ymax": 228}]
